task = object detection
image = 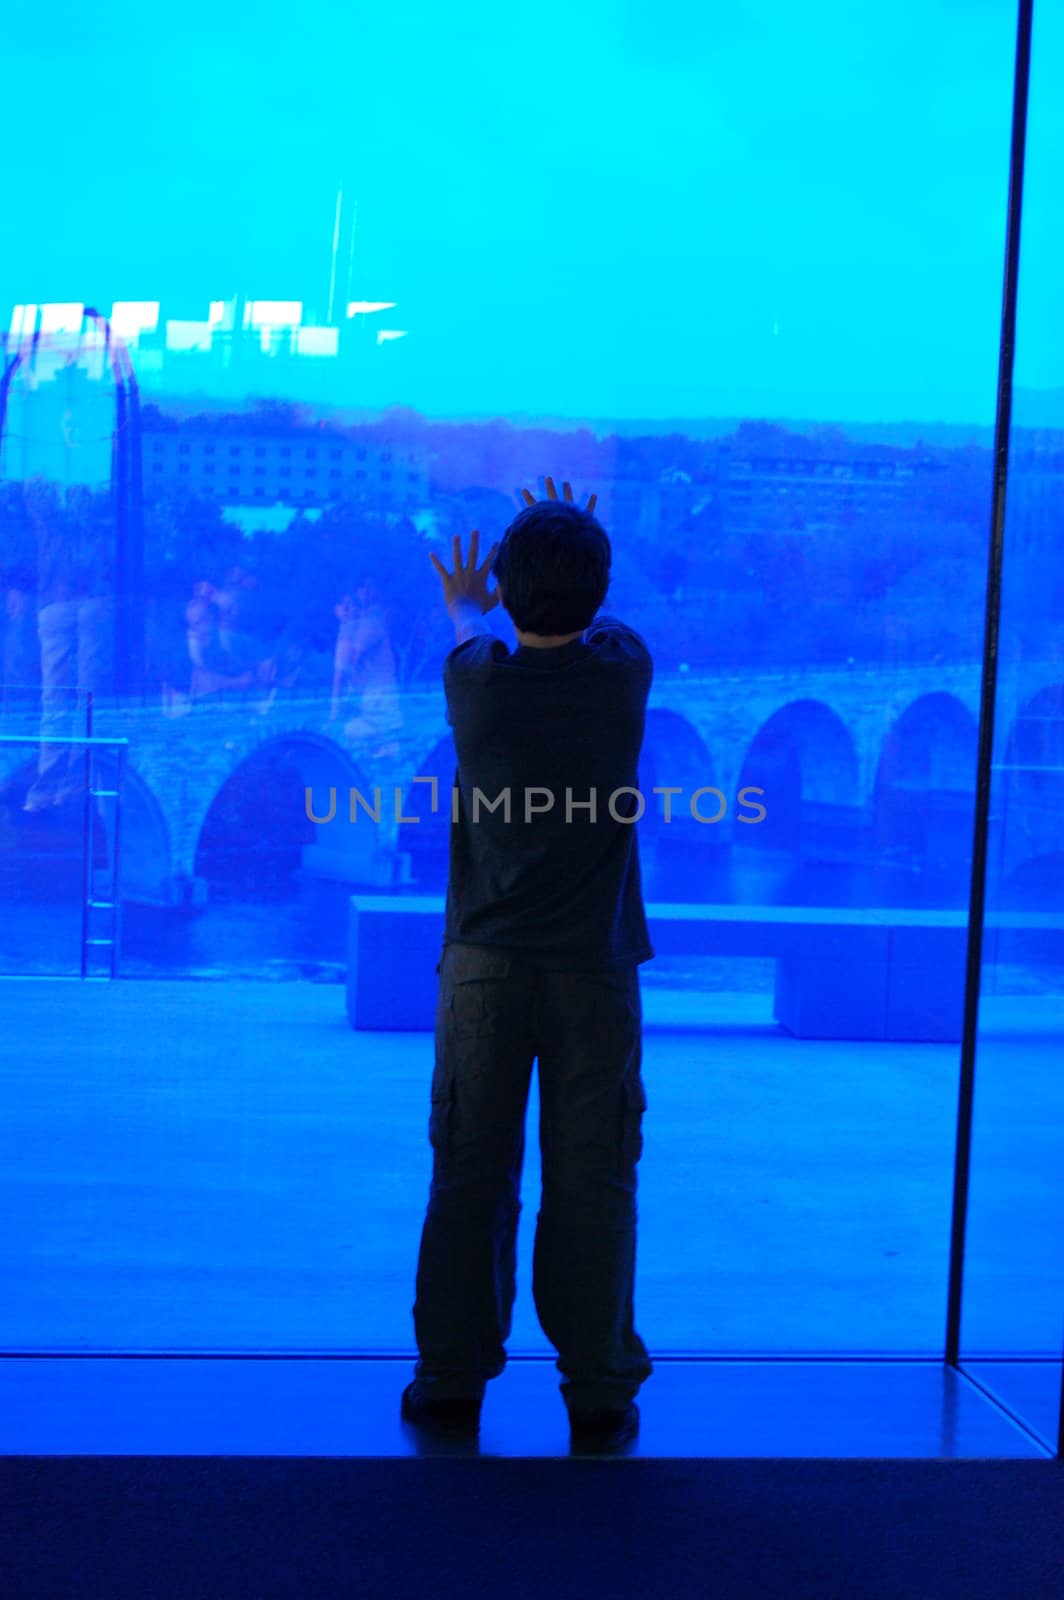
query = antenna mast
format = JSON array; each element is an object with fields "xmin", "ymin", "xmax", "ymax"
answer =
[
  {"xmin": 327, "ymin": 186, "xmax": 343, "ymax": 322},
  {"xmin": 344, "ymin": 198, "xmax": 358, "ymax": 311}
]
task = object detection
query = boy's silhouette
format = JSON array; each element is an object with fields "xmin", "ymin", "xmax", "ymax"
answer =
[{"xmin": 403, "ymin": 476, "xmax": 654, "ymax": 1453}]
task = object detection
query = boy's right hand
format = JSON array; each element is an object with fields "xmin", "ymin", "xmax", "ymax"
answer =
[{"xmin": 519, "ymin": 475, "xmax": 597, "ymax": 515}]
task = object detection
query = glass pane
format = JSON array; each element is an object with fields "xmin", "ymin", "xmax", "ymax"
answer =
[
  {"xmin": 1, "ymin": 330, "xmax": 120, "ymax": 975},
  {"xmin": 960, "ymin": 0, "xmax": 1064, "ymax": 1453},
  {"xmin": 0, "ymin": 1, "xmax": 1022, "ymax": 1359}
]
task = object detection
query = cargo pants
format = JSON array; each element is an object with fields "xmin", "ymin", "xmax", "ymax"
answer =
[{"xmin": 412, "ymin": 941, "xmax": 653, "ymax": 1419}]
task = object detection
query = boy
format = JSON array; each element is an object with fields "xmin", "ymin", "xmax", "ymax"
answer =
[{"xmin": 402, "ymin": 476, "xmax": 654, "ymax": 1452}]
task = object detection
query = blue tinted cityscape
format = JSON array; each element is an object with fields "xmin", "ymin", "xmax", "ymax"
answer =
[{"xmin": 0, "ymin": 0, "xmax": 1060, "ymax": 1466}]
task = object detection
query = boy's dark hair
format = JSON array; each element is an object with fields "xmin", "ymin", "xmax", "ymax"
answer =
[{"xmin": 491, "ymin": 501, "xmax": 611, "ymax": 635}]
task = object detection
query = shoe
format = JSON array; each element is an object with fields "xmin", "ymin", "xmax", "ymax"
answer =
[
  {"xmin": 568, "ymin": 1402, "xmax": 640, "ymax": 1453},
  {"xmin": 400, "ymin": 1380, "xmax": 481, "ymax": 1438}
]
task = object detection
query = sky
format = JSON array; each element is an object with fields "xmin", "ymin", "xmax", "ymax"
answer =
[{"xmin": 2, "ymin": 0, "xmax": 1060, "ymax": 426}]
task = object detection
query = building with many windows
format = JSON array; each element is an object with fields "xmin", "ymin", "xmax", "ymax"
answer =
[
  {"xmin": 142, "ymin": 426, "xmax": 429, "ymax": 509},
  {"xmin": 721, "ymin": 454, "xmax": 924, "ymax": 532}
]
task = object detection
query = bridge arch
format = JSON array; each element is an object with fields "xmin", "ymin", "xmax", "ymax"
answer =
[
  {"xmin": 193, "ymin": 732, "xmax": 377, "ymax": 900},
  {"xmin": 993, "ymin": 681, "xmax": 1064, "ymax": 892},
  {"xmin": 736, "ymin": 698, "xmax": 859, "ymax": 848},
  {"xmin": 640, "ymin": 708, "xmax": 715, "ymax": 802},
  {"xmin": 1002, "ymin": 681, "xmax": 1064, "ymax": 773},
  {"xmin": 873, "ymin": 693, "xmax": 977, "ymax": 902},
  {"xmin": 639, "ymin": 708, "xmax": 725, "ymax": 900},
  {"xmin": 732, "ymin": 699, "xmax": 860, "ymax": 903},
  {"xmin": 0, "ymin": 752, "xmax": 173, "ymax": 907}
]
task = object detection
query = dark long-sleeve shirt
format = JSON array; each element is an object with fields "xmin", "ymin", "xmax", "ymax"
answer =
[{"xmin": 441, "ymin": 614, "xmax": 655, "ymax": 969}]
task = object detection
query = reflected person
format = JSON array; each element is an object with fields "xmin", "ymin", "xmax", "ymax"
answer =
[
  {"xmin": 330, "ymin": 578, "xmax": 403, "ymax": 756},
  {"xmin": 403, "ymin": 476, "xmax": 654, "ymax": 1453},
  {"xmin": 183, "ymin": 581, "xmax": 255, "ymax": 702},
  {"xmin": 23, "ymin": 479, "xmax": 114, "ymax": 812},
  {"xmin": 2, "ymin": 580, "xmax": 40, "ymax": 704}
]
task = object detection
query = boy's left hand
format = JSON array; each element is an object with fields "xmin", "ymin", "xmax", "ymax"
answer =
[{"xmin": 429, "ymin": 529, "xmax": 500, "ymax": 613}]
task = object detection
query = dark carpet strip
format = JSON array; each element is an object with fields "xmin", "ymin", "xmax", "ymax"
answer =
[{"xmin": 2, "ymin": 1457, "xmax": 1063, "ymax": 1600}]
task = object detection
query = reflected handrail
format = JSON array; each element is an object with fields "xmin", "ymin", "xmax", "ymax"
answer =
[{"xmin": 0, "ymin": 732, "xmax": 128, "ymax": 978}]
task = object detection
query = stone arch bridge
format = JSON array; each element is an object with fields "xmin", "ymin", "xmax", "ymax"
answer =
[{"xmin": 2, "ymin": 657, "xmax": 1061, "ymax": 907}]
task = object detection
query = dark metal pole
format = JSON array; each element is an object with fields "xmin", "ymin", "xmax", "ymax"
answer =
[
  {"xmin": 112, "ymin": 374, "xmax": 131, "ymax": 698},
  {"xmin": 80, "ymin": 693, "xmax": 96, "ymax": 979},
  {"xmin": 84, "ymin": 307, "xmax": 145, "ymax": 701},
  {"xmin": 0, "ymin": 350, "xmax": 23, "ymax": 451},
  {"xmin": 1058, "ymin": 1317, "xmax": 1064, "ymax": 1461},
  {"xmin": 120, "ymin": 354, "xmax": 146, "ymax": 699},
  {"xmin": 944, "ymin": 0, "xmax": 1033, "ymax": 1368},
  {"xmin": 80, "ymin": 733, "xmax": 92, "ymax": 982},
  {"xmin": 111, "ymin": 743, "xmax": 125, "ymax": 978}
]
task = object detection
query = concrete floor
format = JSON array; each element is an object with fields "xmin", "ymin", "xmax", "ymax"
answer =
[
  {"xmin": 0, "ymin": 1354, "xmax": 1055, "ymax": 1459},
  {"xmin": 0, "ymin": 977, "xmax": 1060, "ymax": 1454}
]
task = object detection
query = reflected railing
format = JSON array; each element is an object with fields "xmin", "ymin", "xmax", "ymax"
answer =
[{"xmin": 0, "ymin": 732, "xmax": 128, "ymax": 977}]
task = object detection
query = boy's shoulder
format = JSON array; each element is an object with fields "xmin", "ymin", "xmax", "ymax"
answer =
[
  {"xmin": 444, "ymin": 633, "xmax": 509, "ymax": 678},
  {"xmin": 585, "ymin": 614, "xmax": 652, "ymax": 659},
  {"xmin": 442, "ymin": 616, "xmax": 653, "ymax": 685}
]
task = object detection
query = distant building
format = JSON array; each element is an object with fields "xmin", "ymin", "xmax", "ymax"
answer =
[
  {"xmin": 722, "ymin": 455, "xmax": 920, "ymax": 532},
  {"xmin": 593, "ymin": 468, "xmax": 711, "ymax": 540},
  {"xmin": 142, "ymin": 423, "xmax": 429, "ymax": 510}
]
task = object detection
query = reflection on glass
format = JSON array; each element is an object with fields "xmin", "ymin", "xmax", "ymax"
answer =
[
  {"xmin": 0, "ymin": 2, "xmax": 1051, "ymax": 1368},
  {"xmin": 960, "ymin": 0, "xmax": 1064, "ymax": 1453}
]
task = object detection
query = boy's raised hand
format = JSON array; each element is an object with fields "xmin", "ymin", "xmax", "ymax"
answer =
[
  {"xmin": 429, "ymin": 527, "xmax": 501, "ymax": 613},
  {"xmin": 519, "ymin": 475, "xmax": 597, "ymax": 515}
]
